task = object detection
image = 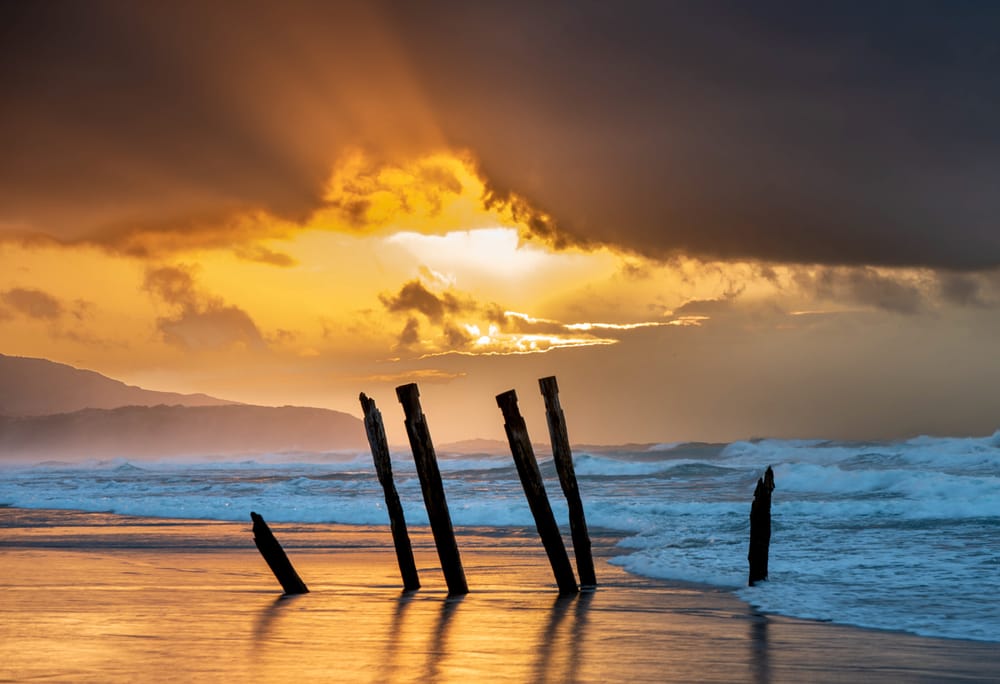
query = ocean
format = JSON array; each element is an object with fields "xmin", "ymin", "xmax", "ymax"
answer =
[{"xmin": 2, "ymin": 432, "xmax": 998, "ymax": 643}]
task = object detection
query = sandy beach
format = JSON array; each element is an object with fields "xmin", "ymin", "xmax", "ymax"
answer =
[{"xmin": 1, "ymin": 507, "xmax": 997, "ymax": 683}]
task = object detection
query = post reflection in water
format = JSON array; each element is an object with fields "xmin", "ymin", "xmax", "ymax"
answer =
[
  {"xmin": 252, "ymin": 594, "xmax": 304, "ymax": 647},
  {"xmin": 572, "ymin": 590, "xmax": 594, "ymax": 677},
  {"xmin": 363, "ymin": 585, "xmax": 597, "ymax": 683},
  {"xmin": 531, "ymin": 594, "xmax": 574, "ymax": 682},
  {"xmin": 378, "ymin": 592, "xmax": 415, "ymax": 683},
  {"xmin": 750, "ymin": 612, "xmax": 770, "ymax": 684},
  {"xmin": 424, "ymin": 595, "xmax": 464, "ymax": 681},
  {"xmin": 531, "ymin": 590, "xmax": 594, "ymax": 683}
]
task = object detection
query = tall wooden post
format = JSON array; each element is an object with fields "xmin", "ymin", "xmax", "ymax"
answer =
[
  {"xmin": 497, "ymin": 389, "xmax": 578, "ymax": 595},
  {"xmin": 396, "ymin": 383, "xmax": 468, "ymax": 596},
  {"xmin": 360, "ymin": 393, "xmax": 420, "ymax": 592},
  {"xmin": 748, "ymin": 466, "xmax": 775, "ymax": 586},
  {"xmin": 250, "ymin": 511, "xmax": 309, "ymax": 595},
  {"xmin": 538, "ymin": 376, "xmax": 596, "ymax": 587}
]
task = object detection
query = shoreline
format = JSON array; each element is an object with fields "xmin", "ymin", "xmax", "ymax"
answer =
[{"xmin": 2, "ymin": 507, "xmax": 998, "ymax": 682}]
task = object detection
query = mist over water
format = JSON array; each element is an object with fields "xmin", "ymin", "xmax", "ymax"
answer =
[{"xmin": 2, "ymin": 432, "xmax": 999, "ymax": 642}]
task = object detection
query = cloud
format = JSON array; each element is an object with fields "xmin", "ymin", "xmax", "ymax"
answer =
[
  {"xmin": 392, "ymin": 3, "xmax": 1000, "ymax": 270},
  {"xmin": 0, "ymin": 286, "xmax": 103, "ymax": 344},
  {"xmin": 319, "ymin": 153, "xmax": 468, "ymax": 230},
  {"xmin": 1, "ymin": 288, "xmax": 64, "ymax": 320},
  {"xmin": 377, "ymin": 279, "xmax": 700, "ymax": 358},
  {"xmin": 379, "ymin": 280, "xmax": 475, "ymax": 323},
  {"xmin": 0, "ymin": 2, "xmax": 443, "ymax": 256},
  {"xmin": 936, "ymin": 272, "xmax": 993, "ymax": 308},
  {"xmin": 0, "ymin": 287, "xmax": 95, "ymax": 324},
  {"xmin": 143, "ymin": 265, "xmax": 266, "ymax": 351},
  {"xmin": 443, "ymin": 322, "xmax": 473, "ymax": 348},
  {"xmin": 4, "ymin": 4, "xmax": 1000, "ymax": 270},
  {"xmin": 157, "ymin": 306, "xmax": 265, "ymax": 351},
  {"xmin": 672, "ymin": 298, "xmax": 735, "ymax": 317},
  {"xmin": 398, "ymin": 317, "xmax": 420, "ymax": 348},
  {"xmin": 349, "ymin": 368, "xmax": 467, "ymax": 386},
  {"xmin": 233, "ymin": 244, "xmax": 297, "ymax": 267},
  {"xmin": 143, "ymin": 266, "xmax": 199, "ymax": 308},
  {"xmin": 795, "ymin": 267, "xmax": 926, "ymax": 315},
  {"xmin": 267, "ymin": 328, "xmax": 298, "ymax": 345}
]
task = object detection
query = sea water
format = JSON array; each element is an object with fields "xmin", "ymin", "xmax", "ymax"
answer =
[{"xmin": 1, "ymin": 433, "xmax": 998, "ymax": 642}]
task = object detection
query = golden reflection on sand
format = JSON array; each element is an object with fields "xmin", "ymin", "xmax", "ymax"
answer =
[{"xmin": 2, "ymin": 513, "xmax": 999, "ymax": 683}]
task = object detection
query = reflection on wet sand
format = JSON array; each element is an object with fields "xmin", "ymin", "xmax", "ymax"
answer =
[
  {"xmin": 750, "ymin": 612, "xmax": 770, "ymax": 684},
  {"xmin": 531, "ymin": 590, "xmax": 594, "ymax": 683},
  {"xmin": 378, "ymin": 593, "xmax": 415, "ymax": 682},
  {"xmin": 252, "ymin": 594, "xmax": 305, "ymax": 646},
  {"xmin": 424, "ymin": 595, "xmax": 464, "ymax": 681},
  {"xmin": 4, "ymin": 517, "xmax": 1000, "ymax": 683}
]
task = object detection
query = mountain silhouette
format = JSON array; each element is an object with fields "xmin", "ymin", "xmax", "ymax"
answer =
[
  {"xmin": 0, "ymin": 353, "xmax": 234, "ymax": 416},
  {"xmin": 0, "ymin": 354, "xmax": 365, "ymax": 458}
]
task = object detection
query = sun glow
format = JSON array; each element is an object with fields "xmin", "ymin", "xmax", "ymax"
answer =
[
  {"xmin": 386, "ymin": 227, "xmax": 567, "ymax": 279},
  {"xmin": 0, "ymin": 146, "xmax": 793, "ymax": 414}
]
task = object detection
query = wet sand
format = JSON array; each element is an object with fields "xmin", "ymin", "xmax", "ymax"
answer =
[{"xmin": 1, "ymin": 508, "xmax": 997, "ymax": 682}]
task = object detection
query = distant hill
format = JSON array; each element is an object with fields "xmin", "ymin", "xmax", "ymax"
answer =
[
  {"xmin": 437, "ymin": 438, "xmax": 511, "ymax": 454},
  {"xmin": 0, "ymin": 354, "xmax": 235, "ymax": 416},
  {"xmin": 0, "ymin": 404, "xmax": 367, "ymax": 459}
]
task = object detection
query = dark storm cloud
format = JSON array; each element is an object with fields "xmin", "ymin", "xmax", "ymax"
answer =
[
  {"xmin": 932, "ymin": 269, "xmax": 1000, "ymax": 308},
  {"xmin": 3, "ymin": 1, "xmax": 1000, "ymax": 269},
  {"xmin": 390, "ymin": 0, "xmax": 1000, "ymax": 269},
  {"xmin": 0, "ymin": 1, "xmax": 438, "ymax": 251},
  {"xmin": 795, "ymin": 267, "xmax": 926, "ymax": 314}
]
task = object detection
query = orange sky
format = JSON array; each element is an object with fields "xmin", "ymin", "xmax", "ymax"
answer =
[{"xmin": 3, "ymin": 3, "xmax": 1000, "ymax": 444}]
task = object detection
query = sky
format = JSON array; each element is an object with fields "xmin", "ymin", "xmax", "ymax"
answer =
[{"xmin": 3, "ymin": 1, "xmax": 1000, "ymax": 445}]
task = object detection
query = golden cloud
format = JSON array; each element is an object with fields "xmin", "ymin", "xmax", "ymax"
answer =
[{"xmin": 377, "ymin": 278, "xmax": 701, "ymax": 359}]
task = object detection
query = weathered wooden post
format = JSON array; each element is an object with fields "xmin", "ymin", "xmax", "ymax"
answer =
[
  {"xmin": 748, "ymin": 466, "xmax": 775, "ymax": 586},
  {"xmin": 396, "ymin": 383, "xmax": 468, "ymax": 596},
  {"xmin": 250, "ymin": 511, "xmax": 309, "ymax": 595},
  {"xmin": 360, "ymin": 392, "xmax": 420, "ymax": 592},
  {"xmin": 497, "ymin": 389, "xmax": 578, "ymax": 595},
  {"xmin": 539, "ymin": 376, "xmax": 596, "ymax": 587}
]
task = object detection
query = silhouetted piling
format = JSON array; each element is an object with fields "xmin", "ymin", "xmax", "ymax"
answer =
[
  {"xmin": 497, "ymin": 389, "xmax": 578, "ymax": 595},
  {"xmin": 539, "ymin": 376, "xmax": 596, "ymax": 587},
  {"xmin": 360, "ymin": 392, "xmax": 420, "ymax": 592},
  {"xmin": 251, "ymin": 511, "xmax": 309, "ymax": 595},
  {"xmin": 748, "ymin": 466, "xmax": 775, "ymax": 586},
  {"xmin": 396, "ymin": 383, "xmax": 468, "ymax": 596}
]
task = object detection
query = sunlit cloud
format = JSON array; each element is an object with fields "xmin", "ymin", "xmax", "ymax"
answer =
[
  {"xmin": 5, "ymin": 150, "xmax": 565, "ymax": 264},
  {"xmin": 665, "ymin": 316, "xmax": 710, "ymax": 326},
  {"xmin": 503, "ymin": 311, "xmax": 561, "ymax": 325},
  {"xmin": 349, "ymin": 369, "xmax": 467, "ymax": 385},
  {"xmin": 422, "ymin": 330, "xmax": 618, "ymax": 358},
  {"xmin": 565, "ymin": 321, "xmax": 675, "ymax": 331},
  {"xmin": 312, "ymin": 151, "xmax": 503, "ymax": 234},
  {"xmin": 376, "ymin": 277, "xmax": 698, "ymax": 358}
]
